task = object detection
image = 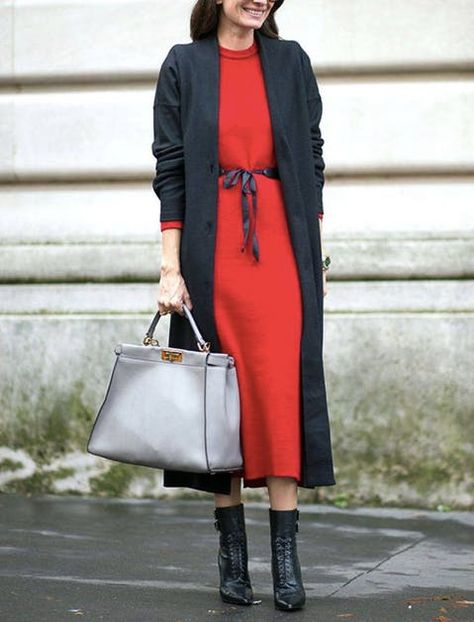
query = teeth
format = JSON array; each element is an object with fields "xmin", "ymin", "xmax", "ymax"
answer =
[{"xmin": 243, "ymin": 7, "xmax": 264, "ymax": 17}]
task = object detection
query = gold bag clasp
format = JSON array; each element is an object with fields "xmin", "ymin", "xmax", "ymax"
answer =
[{"xmin": 161, "ymin": 350, "xmax": 183, "ymax": 363}]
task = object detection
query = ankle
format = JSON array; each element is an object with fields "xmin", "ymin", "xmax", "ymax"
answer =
[
  {"xmin": 214, "ymin": 502, "xmax": 246, "ymax": 534},
  {"xmin": 215, "ymin": 500, "xmax": 242, "ymax": 509}
]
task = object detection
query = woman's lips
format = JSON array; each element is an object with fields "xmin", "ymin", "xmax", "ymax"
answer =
[{"xmin": 242, "ymin": 7, "xmax": 265, "ymax": 18}]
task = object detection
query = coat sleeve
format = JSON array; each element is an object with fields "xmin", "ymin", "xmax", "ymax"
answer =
[
  {"xmin": 298, "ymin": 45, "xmax": 325, "ymax": 216},
  {"xmin": 151, "ymin": 45, "xmax": 186, "ymax": 222}
]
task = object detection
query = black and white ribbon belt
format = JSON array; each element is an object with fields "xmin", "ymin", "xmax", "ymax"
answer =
[{"xmin": 219, "ymin": 166, "xmax": 280, "ymax": 261}]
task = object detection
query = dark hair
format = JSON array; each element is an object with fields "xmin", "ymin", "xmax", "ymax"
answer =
[{"xmin": 190, "ymin": 0, "xmax": 285, "ymax": 41}]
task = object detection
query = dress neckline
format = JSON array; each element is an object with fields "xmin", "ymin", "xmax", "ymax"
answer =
[{"xmin": 218, "ymin": 39, "xmax": 258, "ymax": 59}]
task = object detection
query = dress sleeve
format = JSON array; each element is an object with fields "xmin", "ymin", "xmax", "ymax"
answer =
[
  {"xmin": 160, "ymin": 220, "xmax": 183, "ymax": 231},
  {"xmin": 299, "ymin": 45, "xmax": 325, "ymax": 218},
  {"xmin": 151, "ymin": 45, "xmax": 186, "ymax": 223}
]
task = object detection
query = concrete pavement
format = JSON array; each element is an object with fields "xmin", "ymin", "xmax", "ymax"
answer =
[{"xmin": 0, "ymin": 493, "xmax": 473, "ymax": 621}]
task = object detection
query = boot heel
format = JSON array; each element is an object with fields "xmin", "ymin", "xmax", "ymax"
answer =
[
  {"xmin": 269, "ymin": 508, "xmax": 306, "ymax": 610},
  {"xmin": 214, "ymin": 503, "xmax": 255, "ymax": 606}
]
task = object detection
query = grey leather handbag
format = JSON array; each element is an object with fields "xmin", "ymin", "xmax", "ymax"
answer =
[{"xmin": 87, "ymin": 303, "xmax": 243, "ymax": 474}]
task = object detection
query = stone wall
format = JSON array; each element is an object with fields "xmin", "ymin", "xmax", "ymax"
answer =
[{"xmin": 1, "ymin": 0, "xmax": 473, "ymax": 508}]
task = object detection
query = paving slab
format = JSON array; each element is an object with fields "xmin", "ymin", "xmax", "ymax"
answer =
[{"xmin": 0, "ymin": 493, "xmax": 473, "ymax": 622}]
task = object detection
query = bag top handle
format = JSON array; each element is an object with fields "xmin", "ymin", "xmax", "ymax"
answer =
[{"xmin": 143, "ymin": 303, "xmax": 211, "ymax": 352}]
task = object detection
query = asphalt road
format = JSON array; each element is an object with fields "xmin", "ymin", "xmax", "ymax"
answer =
[{"xmin": 0, "ymin": 494, "xmax": 473, "ymax": 621}]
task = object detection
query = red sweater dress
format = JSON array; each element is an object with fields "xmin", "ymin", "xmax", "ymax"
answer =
[{"xmin": 161, "ymin": 39, "xmax": 323, "ymax": 488}]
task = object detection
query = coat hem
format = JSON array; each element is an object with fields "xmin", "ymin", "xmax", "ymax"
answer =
[{"xmin": 162, "ymin": 468, "xmax": 336, "ymax": 495}]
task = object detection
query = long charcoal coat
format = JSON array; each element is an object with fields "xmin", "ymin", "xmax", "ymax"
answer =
[{"xmin": 151, "ymin": 28, "xmax": 336, "ymax": 494}]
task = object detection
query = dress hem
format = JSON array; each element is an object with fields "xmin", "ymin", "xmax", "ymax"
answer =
[{"xmin": 228, "ymin": 471, "xmax": 302, "ymax": 489}]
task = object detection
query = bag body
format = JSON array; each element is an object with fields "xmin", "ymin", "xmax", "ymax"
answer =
[{"xmin": 87, "ymin": 306, "xmax": 243, "ymax": 473}]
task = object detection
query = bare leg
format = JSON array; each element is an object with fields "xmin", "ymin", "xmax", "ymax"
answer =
[
  {"xmin": 214, "ymin": 475, "xmax": 242, "ymax": 507},
  {"xmin": 266, "ymin": 476, "xmax": 298, "ymax": 510}
]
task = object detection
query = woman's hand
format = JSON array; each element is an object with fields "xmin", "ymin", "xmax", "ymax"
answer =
[
  {"xmin": 158, "ymin": 227, "xmax": 192, "ymax": 316},
  {"xmin": 158, "ymin": 266, "xmax": 193, "ymax": 316}
]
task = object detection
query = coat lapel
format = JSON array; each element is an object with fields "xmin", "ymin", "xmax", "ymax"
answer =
[{"xmin": 254, "ymin": 30, "xmax": 291, "ymax": 162}]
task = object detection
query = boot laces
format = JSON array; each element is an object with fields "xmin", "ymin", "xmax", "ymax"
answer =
[
  {"xmin": 275, "ymin": 535, "xmax": 294, "ymax": 584},
  {"xmin": 223, "ymin": 530, "xmax": 246, "ymax": 578}
]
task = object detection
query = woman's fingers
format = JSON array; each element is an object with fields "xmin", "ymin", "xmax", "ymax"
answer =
[
  {"xmin": 157, "ymin": 274, "xmax": 192, "ymax": 315},
  {"xmin": 158, "ymin": 300, "xmax": 170, "ymax": 315},
  {"xmin": 159, "ymin": 296, "xmax": 181, "ymax": 315},
  {"xmin": 157, "ymin": 284, "xmax": 172, "ymax": 315},
  {"xmin": 172, "ymin": 295, "xmax": 185, "ymax": 315}
]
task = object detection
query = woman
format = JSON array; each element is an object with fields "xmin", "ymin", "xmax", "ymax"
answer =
[{"xmin": 152, "ymin": 0, "xmax": 335, "ymax": 611}]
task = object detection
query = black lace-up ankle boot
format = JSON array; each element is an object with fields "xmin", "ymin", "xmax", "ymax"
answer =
[
  {"xmin": 269, "ymin": 507, "xmax": 306, "ymax": 610},
  {"xmin": 214, "ymin": 503, "xmax": 254, "ymax": 606}
]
